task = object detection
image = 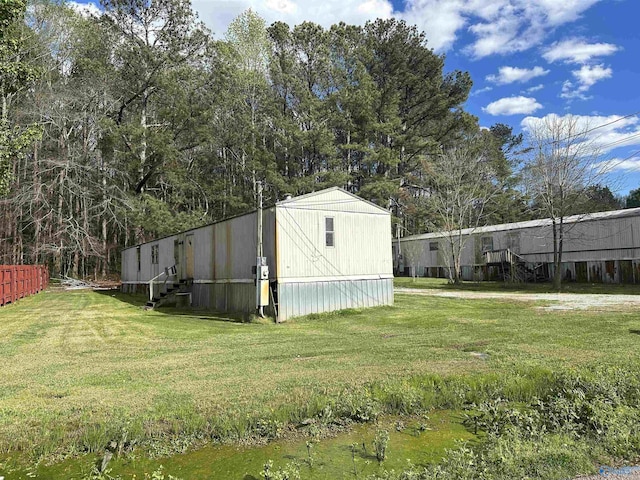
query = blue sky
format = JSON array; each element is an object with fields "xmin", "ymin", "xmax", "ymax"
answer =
[
  {"xmin": 76, "ymin": 0, "xmax": 640, "ymax": 195},
  {"xmin": 433, "ymin": 0, "xmax": 640, "ymax": 196}
]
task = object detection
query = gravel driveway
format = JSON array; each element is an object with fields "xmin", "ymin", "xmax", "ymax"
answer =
[{"xmin": 395, "ymin": 287, "xmax": 640, "ymax": 311}]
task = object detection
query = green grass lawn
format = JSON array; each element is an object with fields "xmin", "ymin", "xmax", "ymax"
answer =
[
  {"xmin": 394, "ymin": 275, "xmax": 640, "ymax": 294},
  {"xmin": 0, "ymin": 288, "xmax": 639, "ymax": 466}
]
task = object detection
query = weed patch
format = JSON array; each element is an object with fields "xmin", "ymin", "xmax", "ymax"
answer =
[{"xmin": 368, "ymin": 365, "xmax": 640, "ymax": 479}]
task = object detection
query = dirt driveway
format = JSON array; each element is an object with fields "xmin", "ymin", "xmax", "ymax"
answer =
[{"xmin": 395, "ymin": 287, "xmax": 640, "ymax": 311}]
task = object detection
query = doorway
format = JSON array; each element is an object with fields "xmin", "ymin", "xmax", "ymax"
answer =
[{"xmin": 185, "ymin": 234, "xmax": 195, "ymax": 279}]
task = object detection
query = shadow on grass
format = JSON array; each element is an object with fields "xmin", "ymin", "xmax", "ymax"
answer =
[{"xmin": 92, "ymin": 288, "xmax": 260, "ymax": 324}]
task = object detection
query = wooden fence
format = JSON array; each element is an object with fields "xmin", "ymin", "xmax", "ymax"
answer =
[{"xmin": 0, "ymin": 265, "xmax": 49, "ymax": 306}]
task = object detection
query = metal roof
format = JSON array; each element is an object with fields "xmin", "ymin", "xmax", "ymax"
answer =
[{"xmin": 401, "ymin": 207, "xmax": 640, "ymax": 242}]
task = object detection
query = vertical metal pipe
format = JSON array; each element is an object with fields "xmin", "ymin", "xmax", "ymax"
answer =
[
  {"xmin": 256, "ymin": 181, "xmax": 264, "ymax": 317},
  {"xmin": 257, "ymin": 181, "xmax": 263, "ymax": 260}
]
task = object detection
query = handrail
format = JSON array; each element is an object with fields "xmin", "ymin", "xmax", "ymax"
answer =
[
  {"xmin": 484, "ymin": 248, "xmax": 526, "ymax": 265},
  {"xmin": 149, "ymin": 265, "xmax": 177, "ymax": 302},
  {"xmin": 510, "ymin": 249, "xmax": 527, "ymax": 263}
]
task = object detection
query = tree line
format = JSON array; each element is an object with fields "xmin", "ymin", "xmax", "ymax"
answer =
[{"xmin": 0, "ymin": 0, "xmax": 628, "ymax": 278}]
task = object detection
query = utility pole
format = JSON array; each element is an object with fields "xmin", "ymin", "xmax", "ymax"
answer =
[
  {"xmin": 396, "ymin": 221, "xmax": 402, "ymax": 275},
  {"xmin": 255, "ymin": 181, "xmax": 267, "ymax": 317},
  {"xmin": 257, "ymin": 181, "xmax": 263, "ymax": 261}
]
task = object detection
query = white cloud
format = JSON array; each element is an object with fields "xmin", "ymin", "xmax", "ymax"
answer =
[
  {"xmin": 193, "ymin": 0, "xmax": 395, "ymax": 37},
  {"xmin": 560, "ymin": 80, "xmax": 584, "ymax": 100},
  {"xmin": 543, "ymin": 39, "xmax": 617, "ymax": 102},
  {"xmin": 188, "ymin": 0, "xmax": 604, "ymax": 56},
  {"xmin": 521, "ymin": 114, "xmax": 640, "ymax": 154},
  {"xmin": 532, "ymin": 0, "xmax": 601, "ymax": 25},
  {"xmin": 458, "ymin": 0, "xmax": 603, "ymax": 58},
  {"xmin": 561, "ymin": 64, "xmax": 612, "ymax": 100},
  {"xmin": 358, "ymin": 0, "xmax": 393, "ymax": 15},
  {"xmin": 401, "ymin": 0, "xmax": 466, "ymax": 52},
  {"xmin": 483, "ymin": 96, "xmax": 542, "ymax": 116},
  {"xmin": 573, "ymin": 64, "xmax": 612, "ymax": 87},
  {"xmin": 465, "ymin": 12, "xmax": 528, "ymax": 58},
  {"xmin": 265, "ymin": 0, "xmax": 297, "ymax": 14},
  {"xmin": 470, "ymin": 86, "xmax": 493, "ymax": 96},
  {"xmin": 597, "ymin": 157, "xmax": 640, "ymax": 173},
  {"xmin": 525, "ymin": 84, "xmax": 544, "ymax": 93},
  {"xmin": 67, "ymin": 1, "xmax": 100, "ymax": 17},
  {"xmin": 542, "ymin": 38, "xmax": 619, "ymax": 64},
  {"xmin": 486, "ymin": 66, "xmax": 549, "ymax": 85}
]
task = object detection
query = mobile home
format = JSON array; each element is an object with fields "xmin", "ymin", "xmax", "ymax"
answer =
[
  {"xmin": 395, "ymin": 208, "xmax": 640, "ymax": 284},
  {"xmin": 121, "ymin": 187, "xmax": 394, "ymax": 321}
]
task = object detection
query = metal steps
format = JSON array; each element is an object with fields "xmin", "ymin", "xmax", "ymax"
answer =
[
  {"xmin": 484, "ymin": 249, "xmax": 547, "ymax": 283},
  {"xmin": 144, "ymin": 280, "xmax": 189, "ymax": 310}
]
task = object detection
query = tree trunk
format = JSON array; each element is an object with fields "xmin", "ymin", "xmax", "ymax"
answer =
[
  {"xmin": 102, "ymin": 215, "xmax": 107, "ymax": 278},
  {"xmin": 33, "ymin": 141, "xmax": 41, "ymax": 264},
  {"xmin": 102, "ymin": 155, "xmax": 108, "ymax": 277},
  {"xmin": 139, "ymin": 91, "xmax": 148, "ymax": 194},
  {"xmin": 454, "ymin": 255, "xmax": 462, "ymax": 284},
  {"xmin": 552, "ymin": 219, "xmax": 562, "ymax": 291},
  {"xmin": 72, "ymin": 196, "xmax": 80, "ymax": 278},
  {"xmin": 56, "ymin": 167, "xmax": 65, "ymax": 274},
  {"xmin": 452, "ymin": 236, "xmax": 462, "ymax": 284},
  {"xmin": 83, "ymin": 184, "xmax": 89, "ymax": 278}
]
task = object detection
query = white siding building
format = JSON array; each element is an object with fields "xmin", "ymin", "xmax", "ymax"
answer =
[
  {"xmin": 394, "ymin": 208, "xmax": 640, "ymax": 284},
  {"xmin": 121, "ymin": 187, "xmax": 393, "ymax": 321}
]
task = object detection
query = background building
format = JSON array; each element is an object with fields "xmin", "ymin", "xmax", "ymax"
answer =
[
  {"xmin": 395, "ymin": 208, "xmax": 640, "ymax": 284},
  {"xmin": 122, "ymin": 187, "xmax": 393, "ymax": 321}
]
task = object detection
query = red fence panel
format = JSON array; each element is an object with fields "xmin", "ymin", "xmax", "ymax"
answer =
[{"xmin": 0, "ymin": 265, "xmax": 49, "ymax": 307}]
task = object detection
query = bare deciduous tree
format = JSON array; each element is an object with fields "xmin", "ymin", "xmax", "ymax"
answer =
[
  {"xmin": 427, "ymin": 143, "xmax": 503, "ymax": 284},
  {"xmin": 522, "ymin": 114, "xmax": 608, "ymax": 291},
  {"xmin": 402, "ymin": 239, "xmax": 423, "ymax": 281}
]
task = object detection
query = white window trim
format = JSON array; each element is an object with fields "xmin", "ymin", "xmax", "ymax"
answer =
[{"xmin": 325, "ymin": 216, "xmax": 335, "ymax": 248}]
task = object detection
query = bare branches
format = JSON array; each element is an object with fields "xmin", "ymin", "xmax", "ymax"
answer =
[
  {"xmin": 523, "ymin": 115, "xmax": 605, "ymax": 215},
  {"xmin": 522, "ymin": 114, "xmax": 608, "ymax": 290},
  {"xmin": 426, "ymin": 142, "xmax": 503, "ymax": 283}
]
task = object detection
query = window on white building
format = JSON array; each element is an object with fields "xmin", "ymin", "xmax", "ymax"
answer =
[
  {"xmin": 325, "ymin": 217, "xmax": 334, "ymax": 247},
  {"xmin": 481, "ymin": 236, "xmax": 494, "ymax": 252}
]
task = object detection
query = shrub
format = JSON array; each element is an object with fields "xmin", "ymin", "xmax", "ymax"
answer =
[{"xmin": 373, "ymin": 428, "xmax": 390, "ymax": 463}]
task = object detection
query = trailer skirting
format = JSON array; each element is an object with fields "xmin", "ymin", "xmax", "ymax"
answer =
[{"xmin": 122, "ymin": 277, "xmax": 394, "ymax": 321}]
